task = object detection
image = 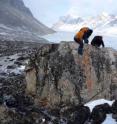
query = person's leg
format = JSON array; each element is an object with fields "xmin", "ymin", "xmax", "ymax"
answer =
[
  {"xmin": 74, "ymin": 37, "xmax": 84, "ymax": 55},
  {"xmin": 83, "ymin": 32, "xmax": 90, "ymax": 44},
  {"xmin": 78, "ymin": 41, "xmax": 84, "ymax": 55},
  {"xmin": 84, "ymin": 38, "xmax": 89, "ymax": 44}
]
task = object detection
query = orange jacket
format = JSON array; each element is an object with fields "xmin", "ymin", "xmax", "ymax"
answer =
[{"xmin": 75, "ymin": 27, "xmax": 89, "ymax": 41}]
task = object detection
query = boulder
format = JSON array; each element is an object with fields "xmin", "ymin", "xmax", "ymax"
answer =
[
  {"xmin": 61, "ymin": 105, "xmax": 90, "ymax": 124},
  {"xmin": 25, "ymin": 42, "xmax": 117, "ymax": 107},
  {"xmin": 90, "ymin": 104, "xmax": 106, "ymax": 124},
  {"xmin": 112, "ymin": 100, "xmax": 117, "ymax": 121}
]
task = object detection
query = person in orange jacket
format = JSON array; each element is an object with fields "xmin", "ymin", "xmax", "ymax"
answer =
[{"xmin": 74, "ymin": 27, "xmax": 93, "ymax": 55}]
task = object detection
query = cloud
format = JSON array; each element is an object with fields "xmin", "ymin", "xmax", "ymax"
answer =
[
  {"xmin": 108, "ymin": 0, "xmax": 113, "ymax": 3},
  {"xmin": 66, "ymin": 7, "xmax": 80, "ymax": 17},
  {"xmin": 67, "ymin": 0, "xmax": 117, "ymax": 17},
  {"xmin": 24, "ymin": 0, "xmax": 117, "ymax": 26}
]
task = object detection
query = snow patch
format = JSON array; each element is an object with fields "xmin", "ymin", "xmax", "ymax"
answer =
[
  {"xmin": 103, "ymin": 114, "xmax": 117, "ymax": 124},
  {"xmin": 0, "ymin": 24, "xmax": 13, "ymax": 30},
  {"xmin": 85, "ymin": 99, "xmax": 116, "ymax": 124},
  {"xmin": 85, "ymin": 99, "xmax": 114, "ymax": 111},
  {"xmin": 18, "ymin": 65, "xmax": 25, "ymax": 70},
  {"xmin": 0, "ymin": 32, "xmax": 8, "ymax": 35},
  {"xmin": 10, "ymin": 65, "xmax": 25, "ymax": 74},
  {"xmin": 0, "ymin": 54, "xmax": 26, "ymax": 75}
]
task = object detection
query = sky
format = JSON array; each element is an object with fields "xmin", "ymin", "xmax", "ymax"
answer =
[{"xmin": 23, "ymin": 0, "xmax": 117, "ymax": 27}]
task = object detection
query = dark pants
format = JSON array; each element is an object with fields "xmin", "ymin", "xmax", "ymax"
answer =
[
  {"xmin": 83, "ymin": 33, "xmax": 89, "ymax": 44},
  {"xmin": 74, "ymin": 37, "xmax": 84, "ymax": 55},
  {"xmin": 84, "ymin": 38, "xmax": 89, "ymax": 44},
  {"xmin": 78, "ymin": 41, "xmax": 84, "ymax": 55}
]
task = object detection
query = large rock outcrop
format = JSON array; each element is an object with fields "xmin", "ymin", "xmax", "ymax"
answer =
[{"xmin": 25, "ymin": 42, "xmax": 117, "ymax": 107}]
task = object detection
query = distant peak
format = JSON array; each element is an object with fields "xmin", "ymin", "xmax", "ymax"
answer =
[
  {"xmin": 58, "ymin": 14, "xmax": 83, "ymax": 25},
  {"xmin": 67, "ymin": 14, "xmax": 80, "ymax": 19},
  {"xmin": 101, "ymin": 12, "xmax": 109, "ymax": 17},
  {"xmin": 60, "ymin": 14, "xmax": 80, "ymax": 20}
]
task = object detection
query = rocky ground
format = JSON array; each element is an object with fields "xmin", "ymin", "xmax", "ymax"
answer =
[
  {"xmin": 0, "ymin": 40, "xmax": 44, "ymax": 76},
  {"xmin": 0, "ymin": 40, "xmax": 42, "ymax": 108},
  {"xmin": 0, "ymin": 40, "xmax": 46, "ymax": 124}
]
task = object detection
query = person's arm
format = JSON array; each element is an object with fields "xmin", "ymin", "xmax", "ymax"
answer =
[{"xmin": 84, "ymin": 38, "xmax": 89, "ymax": 44}]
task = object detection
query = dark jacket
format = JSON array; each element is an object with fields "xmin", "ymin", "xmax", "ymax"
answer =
[{"xmin": 91, "ymin": 36, "xmax": 104, "ymax": 47}]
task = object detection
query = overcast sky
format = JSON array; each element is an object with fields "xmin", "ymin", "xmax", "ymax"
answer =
[{"xmin": 23, "ymin": 0, "xmax": 117, "ymax": 27}]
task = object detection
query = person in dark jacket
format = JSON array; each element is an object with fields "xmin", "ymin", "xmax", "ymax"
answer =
[
  {"xmin": 91, "ymin": 36, "xmax": 105, "ymax": 48},
  {"xmin": 74, "ymin": 27, "xmax": 93, "ymax": 55}
]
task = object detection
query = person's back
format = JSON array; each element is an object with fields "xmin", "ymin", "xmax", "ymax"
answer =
[
  {"xmin": 75, "ymin": 27, "xmax": 89, "ymax": 42},
  {"xmin": 91, "ymin": 36, "xmax": 104, "ymax": 47}
]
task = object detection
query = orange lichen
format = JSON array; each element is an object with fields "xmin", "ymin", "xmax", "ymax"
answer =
[
  {"xmin": 86, "ymin": 79, "xmax": 93, "ymax": 91},
  {"xmin": 82, "ymin": 49, "xmax": 93, "ymax": 92}
]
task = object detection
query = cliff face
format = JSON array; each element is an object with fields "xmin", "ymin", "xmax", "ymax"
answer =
[
  {"xmin": 0, "ymin": 0, "xmax": 33, "ymax": 16},
  {"xmin": 25, "ymin": 42, "xmax": 117, "ymax": 107},
  {"xmin": 0, "ymin": 0, "xmax": 54, "ymax": 35},
  {"xmin": 0, "ymin": 0, "xmax": 54, "ymax": 42}
]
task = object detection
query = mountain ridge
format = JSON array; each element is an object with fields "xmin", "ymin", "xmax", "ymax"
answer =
[
  {"xmin": 0, "ymin": 0, "xmax": 33, "ymax": 16},
  {"xmin": 0, "ymin": 0, "xmax": 55, "ymax": 42},
  {"xmin": 52, "ymin": 13, "xmax": 117, "ymax": 34}
]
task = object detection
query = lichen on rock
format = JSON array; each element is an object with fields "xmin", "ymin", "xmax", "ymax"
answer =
[{"xmin": 25, "ymin": 42, "xmax": 117, "ymax": 107}]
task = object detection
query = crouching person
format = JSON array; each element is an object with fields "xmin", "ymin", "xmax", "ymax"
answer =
[
  {"xmin": 91, "ymin": 36, "xmax": 105, "ymax": 48},
  {"xmin": 74, "ymin": 27, "xmax": 93, "ymax": 55}
]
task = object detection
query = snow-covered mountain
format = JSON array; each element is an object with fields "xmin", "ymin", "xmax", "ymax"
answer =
[
  {"xmin": 52, "ymin": 13, "xmax": 117, "ymax": 35},
  {"xmin": 59, "ymin": 14, "xmax": 84, "ymax": 24},
  {"xmin": 52, "ymin": 14, "xmax": 84, "ymax": 31}
]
